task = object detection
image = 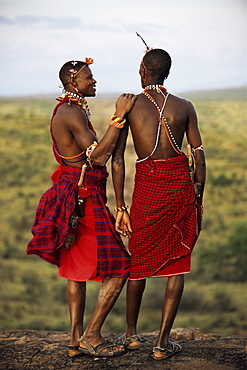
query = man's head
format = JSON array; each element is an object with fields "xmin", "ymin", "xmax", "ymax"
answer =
[
  {"xmin": 139, "ymin": 49, "xmax": 172, "ymax": 88},
  {"xmin": 59, "ymin": 59, "xmax": 96, "ymax": 97}
]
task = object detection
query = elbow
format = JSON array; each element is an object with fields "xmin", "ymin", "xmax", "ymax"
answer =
[
  {"xmin": 91, "ymin": 156, "xmax": 107, "ymax": 166},
  {"xmin": 90, "ymin": 152, "xmax": 111, "ymax": 167}
]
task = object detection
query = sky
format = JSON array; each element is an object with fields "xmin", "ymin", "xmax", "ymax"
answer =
[{"xmin": 0, "ymin": 0, "xmax": 246, "ymax": 96}]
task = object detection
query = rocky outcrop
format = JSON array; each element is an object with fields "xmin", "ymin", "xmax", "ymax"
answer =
[{"xmin": 0, "ymin": 329, "xmax": 246, "ymax": 369}]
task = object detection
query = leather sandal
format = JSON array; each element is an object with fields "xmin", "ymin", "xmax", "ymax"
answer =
[
  {"xmin": 152, "ymin": 340, "xmax": 181, "ymax": 360},
  {"xmin": 115, "ymin": 334, "xmax": 141, "ymax": 350},
  {"xmin": 68, "ymin": 345, "xmax": 83, "ymax": 358},
  {"xmin": 79, "ymin": 335, "xmax": 125, "ymax": 357}
]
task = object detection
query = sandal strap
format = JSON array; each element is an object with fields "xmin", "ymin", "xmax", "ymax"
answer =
[
  {"xmin": 153, "ymin": 341, "xmax": 181, "ymax": 355},
  {"xmin": 115, "ymin": 334, "xmax": 125, "ymax": 345},
  {"xmin": 79, "ymin": 336, "xmax": 122, "ymax": 356},
  {"xmin": 68, "ymin": 345, "xmax": 79, "ymax": 350},
  {"xmin": 93, "ymin": 341, "xmax": 115, "ymax": 355},
  {"xmin": 168, "ymin": 340, "xmax": 182, "ymax": 352},
  {"xmin": 124, "ymin": 334, "xmax": 141, "ymax": 346},
  {"xmin": 79, "ymin": 335, "xmax": 96, "ymax": 354},
  {"xmin": 153, "ymin": 346, "xmax": 173, "ymax": 355}
]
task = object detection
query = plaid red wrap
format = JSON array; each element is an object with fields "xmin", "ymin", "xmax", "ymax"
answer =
[
  {"xmin": 128, "ymin": 153, "xmax": 202, "ymax": 279},
  {"xmin": 27, "ymin": 165, "xmax": 81, "ymax": 265},
  {"xmin": 27, "ymin": 164, "xmax": 130, "ymax": 277}
]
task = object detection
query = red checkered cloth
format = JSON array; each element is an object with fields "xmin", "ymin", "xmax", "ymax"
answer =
[
  {"xmin": 128, "ymin": 153, "xmax": 202, "ymax": 279},
  {"xmin": 27, "ymin": 164, "xmax": 130, "ymax": 277},
  {"xmin": 27, "ymin": 165, "xmax": 81, "ymax": 265}
]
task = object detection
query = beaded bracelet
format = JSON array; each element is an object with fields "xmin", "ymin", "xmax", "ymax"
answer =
[
  {"xmin": 86, "ymin": 141, "xmax": 98, "ymax": 157},
  {"xmin": 193, "ymin": 144, "xmax": 204, "ymax": 151},
  {"xmin": 114, "ymin": 205, "xmax": 129, "ymax": 212},
  {"xmin": 109, "ymin": 115, "xmax": 126, "ymax": 129}
]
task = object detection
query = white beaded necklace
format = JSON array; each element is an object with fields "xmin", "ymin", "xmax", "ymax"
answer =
[
  {"xmin": 142, "ymin": 89, "xmax": 181, "ymax": 154},
  {"xmin": 64, "ymin": 90, "xmax": 85, "ymax": 102}
]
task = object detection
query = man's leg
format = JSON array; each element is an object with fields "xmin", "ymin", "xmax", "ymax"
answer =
[
  {"xmin": 67, "ymin": 280, "xmax": 86, "ymax": 348},
  {"xmin": 82, "ymin": 277, "xmax": 126, "ymax": 349},
  {"xmin": 155, "ymin": 274, "xmax": 184, "ymax": 350},
  {"xmin": 126, "ymin": 279, "xmax": 146, "ymax": 338}
]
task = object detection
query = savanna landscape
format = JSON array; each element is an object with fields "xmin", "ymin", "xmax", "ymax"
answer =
[{"xmin": 0, "ymin": 86, "xmax": 246, "ymax": 344}]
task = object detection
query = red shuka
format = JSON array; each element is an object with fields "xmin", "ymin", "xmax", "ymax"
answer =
[{"xmin": 128, "ymin": 153, "xmax": 202, "ymax": 280}]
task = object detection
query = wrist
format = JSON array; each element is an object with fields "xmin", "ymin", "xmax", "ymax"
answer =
[
  {"xmin": 114, "ymin": 205, "xmax": 129, "ymax": 212},
  {"xmin": 109, "ymin": 115, "xmax": 126, "ymax": 129},
  {"xmin": 113, "ymin": 111, "xmax": 125, "ymax": 119}
]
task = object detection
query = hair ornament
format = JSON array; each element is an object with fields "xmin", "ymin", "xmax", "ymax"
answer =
[
  {"xmin": 71, "ymin": 61, "xmax": 78, "ymax": 66},
  {"xmin": 69, "ymin": 68, "xmax": 78, "ymax": 78},
  {"xmin": 136, "ymin": 32, "xmax": 153, "ymax": 54},
  {"xmin": 84, "ymin": 57, "xmax": 94, "ymax": 65}
]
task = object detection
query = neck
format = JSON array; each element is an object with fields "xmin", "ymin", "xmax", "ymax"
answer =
[
  {"xmin": 63, "ymin": 83, "xmax": 85, "ymax": 98},
  {"xmin": 64, "ymin": 90, "xmax": 85, "ymax": 100},
  {"xmin": 143, "ymin": 84, "xmax": 167, "ymax": 92}
]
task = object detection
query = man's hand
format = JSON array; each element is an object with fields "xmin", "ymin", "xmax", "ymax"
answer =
[
  {"xmin": 115, "ymin": 211, "xmax": 133, "ymax": 238},
  {"xmin": 114, "ymin": 93, "xmax": 137, "ymax": 118},
  {"xmin": 64, "ymin": 233, "xmax": 76, "ymax": 250}
]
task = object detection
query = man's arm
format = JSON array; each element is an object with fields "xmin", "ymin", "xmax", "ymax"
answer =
[
  {"xmin": 111, "ymin": 124, "xmax": 132, "ymax": 237},
  {"xmin": 90, "ymin": 94, "xmax": 136, "ymax": 166},
  {"xmin": 186, "ymin": 102, "xmax": 206, "ymax": 201},
  {"xmin": 56, "ymin": 93, "xmax": 136, "ymax": 167}
]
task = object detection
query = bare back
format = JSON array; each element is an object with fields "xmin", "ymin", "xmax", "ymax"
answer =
[{"xmin": 128, "ymin": 91, "xmax": 202, "ymax": 160}]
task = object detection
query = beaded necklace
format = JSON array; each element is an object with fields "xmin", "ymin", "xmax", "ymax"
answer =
[
  {"xmin": 57, "ymin": 91, "xmax": 91, "ymax": 118},
  {"xmin": 143, "ymin": 84, "xmax": 167, "ymax": 94},
  {"xmin": 141, "ymin": 87, "xmax": 182, "ymax": 156},
  {"xmin": 52, "ymin": 92, "xmax": 96, "ymax": 163}
]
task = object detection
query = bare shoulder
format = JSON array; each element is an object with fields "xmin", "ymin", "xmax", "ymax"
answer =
[
  {"xmin": 54, "ymin": 102, "xmax": 87, "ymax": 124},
  {"xmin": 169, "ymin": 93, "xmax": 195, "ymax": 110},
  {"xmin": 56, "ymin": 102, "xmax": 83, "ymax": 115},
  {"xmin": 130, "ymin": 93, "xmax": 148, "ymax": 110}
]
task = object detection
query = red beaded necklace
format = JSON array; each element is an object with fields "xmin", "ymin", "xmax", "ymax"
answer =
[
  {"xmin": 56, "ymin": 92, "xmax": 96, "ymax": 134},
  {"xmin": 143, "ymin": 85, "xmax": 167, "ymax": 94}
]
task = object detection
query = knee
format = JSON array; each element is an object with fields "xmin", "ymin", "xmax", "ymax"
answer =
[
  {"xmin": 102, "ymin": 277, "xmax": 126, "ymax": 298},
  {"xmin": 167, "ymin": 275, "xmax": 184, "ymax": 293},
  {"xmin": 67, "ymin": 280, "xmax": 85, "ymax": 296},
  {"xmin": 113, "ymin": 277, "xmax": 127, "ymax": 294},
  {"xmin": 128, "ymin": 278, "xmax": 146, "ymax": 292}
]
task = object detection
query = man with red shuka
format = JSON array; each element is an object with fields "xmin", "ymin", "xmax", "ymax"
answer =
[
  {"xmin": 27, "ymin": 57, "xmax": 136, "ymax": 358},
  {"xmin": 112, "ymin": 45, "xmax": 206, "ymax": 360}
]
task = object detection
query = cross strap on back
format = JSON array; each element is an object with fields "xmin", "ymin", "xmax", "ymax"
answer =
[{"xmin": 142, "ymin": 91, "xmax": 181, "ymax": 155}]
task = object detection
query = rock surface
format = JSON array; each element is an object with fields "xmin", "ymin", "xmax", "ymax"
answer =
[{"xmin": 0, "ymin": 328, "xmax": 246, "ymax": 369}]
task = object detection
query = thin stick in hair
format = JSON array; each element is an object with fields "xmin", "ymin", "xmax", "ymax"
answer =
[{"xmin": 136, "ymin": 32, "xmax": 150, "ymax": 49}]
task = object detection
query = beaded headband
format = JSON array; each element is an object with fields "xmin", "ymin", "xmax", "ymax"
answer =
[{"xmin": 69, "ymin": 57, "xmax": 94, "ymax": 79}]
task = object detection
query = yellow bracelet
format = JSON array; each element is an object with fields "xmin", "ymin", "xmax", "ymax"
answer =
[
  {"xmin": 114, "ymin": 205, "xmax": 129, "ymax": 212},
  {"xmin": 109, "ymin": 115, "xmax": 126, "ymax": 129}
]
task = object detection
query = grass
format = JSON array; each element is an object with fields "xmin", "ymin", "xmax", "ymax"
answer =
[{"xmin": 0, "ymin": 91, "xmax": 246, "ymax": 336}]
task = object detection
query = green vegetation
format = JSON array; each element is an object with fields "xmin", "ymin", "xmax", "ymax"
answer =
[{"xmin": 0, "ymin": 90, "xmax": 246, "ymax": 337}]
